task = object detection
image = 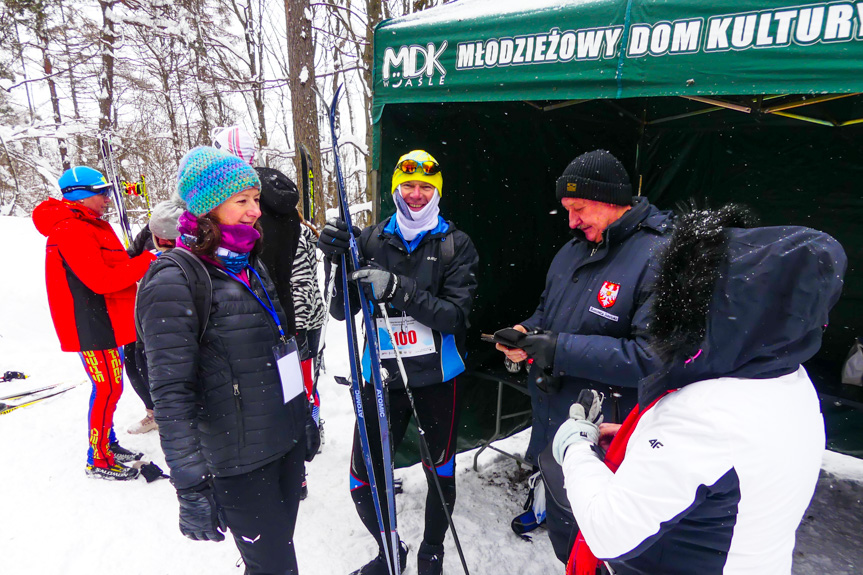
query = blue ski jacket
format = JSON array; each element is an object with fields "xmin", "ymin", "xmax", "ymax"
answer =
[{"xmin": 521, "ymin": 197, "xmax": 673, "ymax": 461}]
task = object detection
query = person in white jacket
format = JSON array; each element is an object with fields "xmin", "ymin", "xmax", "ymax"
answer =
[{"xmin": 552, "ymin": 205, "xmax": 847, "ymax": 575}]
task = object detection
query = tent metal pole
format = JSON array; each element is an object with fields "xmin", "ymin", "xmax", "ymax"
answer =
[
  {"xmin": 767, "ymin": 111, "xmax": 835, "ymax": 127},
  {"xmin": 680, "ymin": 96, "xmax": 751, "ymax": 113},
  {"xmin": 762, "ymin": 93, "xmax": 859, "ymax": 113},
  {"xmin": 647, "ymin": 105, "xmax": 726, "ymax": 125}
]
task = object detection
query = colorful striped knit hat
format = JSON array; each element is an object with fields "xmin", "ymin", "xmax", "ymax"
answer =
[{"xmin": 176, "ymin": 146, "xmax": 261, "ymax": 216}]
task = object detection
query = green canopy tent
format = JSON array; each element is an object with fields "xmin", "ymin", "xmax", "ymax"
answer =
[{"xmin": 369, "ymin": 0, "xmax": 863, "ymax": 463}]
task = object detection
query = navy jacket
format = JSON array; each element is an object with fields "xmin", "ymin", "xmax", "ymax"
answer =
[{"xmin": 522, "ymin": 198, "xmax": 672, "ymax": 461}]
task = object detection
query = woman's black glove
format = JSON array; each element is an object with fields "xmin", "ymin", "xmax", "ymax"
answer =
[
  {"xmin": 318, "ymin": 219, "xmax": 360, "ymax": 262},
  {"xmin": 177, "ymin": 482, "xmax": 226, "ymax": 542},
  {"xmin": 305, "ymin": 411, "xmax": 321, "ymax": 463}
]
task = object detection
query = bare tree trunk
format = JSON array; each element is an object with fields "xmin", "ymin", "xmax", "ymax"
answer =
[
  {"xmin": 34, "ymin": 13, "xmax": 68, "ymax": 170},
  {"xmin": 364, "ymin": 0, "xmax": 382, "ymax": 222},
  {"xmin": 98, "ymin": 0, "xmax": 116, "ymax": 139},
  {"xmin": 59, "ymin": 0, "xmax": 83, "ymax": 163},
  {"xmin": 13, "ymin": 20, "xmax": 42, "ymax": 156},
  {"xmin": 286, "ymin": 0, "xmax": 324, "ymax": 226}
]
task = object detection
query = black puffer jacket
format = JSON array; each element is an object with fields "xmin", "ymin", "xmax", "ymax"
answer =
[
  {"xmin": 331, "ymin": 216, "xmax": 479, "ymax": 388},
  {"xmin": 137, "ymin": 250, "xmax": 306, "ymax": 491}
]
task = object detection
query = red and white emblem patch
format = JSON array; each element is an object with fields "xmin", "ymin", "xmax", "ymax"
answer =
[{"xmin": 597, "ymin": 281, "xmax": 620, "ymax": 308}]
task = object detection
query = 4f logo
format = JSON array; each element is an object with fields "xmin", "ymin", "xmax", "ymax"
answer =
[
  {"xmin": 383, "ymin": 42, "xmax": 448, "ymax": 88},
  {"xmin": 597, "ymin": 281, "xmax": 620, "ymax": 308},
  {"xmin": 649, "ymin": 439, "xmax": 663, "ymax": 449}
]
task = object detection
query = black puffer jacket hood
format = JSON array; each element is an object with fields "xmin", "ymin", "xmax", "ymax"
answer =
[
  {"xmin": 256, "ymin": 167, "xmax": 300, "ymax": 215},
  {"xmin": 641, "ymin": 205, "xmax": 847, "ymax": 405}
]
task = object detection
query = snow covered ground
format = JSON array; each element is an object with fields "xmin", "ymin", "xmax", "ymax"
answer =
[{"xmin": 1, "ymin": 213, "xmax": 861, "ymax": 574}]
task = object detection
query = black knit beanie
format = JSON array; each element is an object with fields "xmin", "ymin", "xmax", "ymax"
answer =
[
  {"xmin": 555, "ymin": 150, "xmax": 633, "ymax": 205},
  {"xmin": 256, "ymin": 167, "xmax": 300, "ymax": 216}
]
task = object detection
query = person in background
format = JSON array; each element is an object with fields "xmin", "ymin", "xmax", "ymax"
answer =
[
  {"xmin": 137, "ymin": 147, "xmax": 317, "ymax": 574},
  {"xmin": 552, "ymin": 205, "xmax": 846, "ymax": 574},
  {"xmin": 292, "ymin": 214, "xmax": 326, "ymax": 434},
  {"xmin": 319, "ymin": 149, "xmax": 479, "ymax": 575},
  {"xmin": 32, "ymin": 166, "xmax": 155, "ymax": 480},
  {"xmin": 255, "ymin": 166, "xmax": 302, "ymax": 343},
  {"xmin": 125, "ymin": 197, "xmax": 185, "ymax": 434},
  {"xmin": 212, "ymin": 124, "xmax": 257, "ymax": 166}
]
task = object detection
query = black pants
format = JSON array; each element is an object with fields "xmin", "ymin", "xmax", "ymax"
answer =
[
  {"xmin": 123, "ymin": 342, "xmax": 153, "ymax": 410},
  {"xmin": 350, "ymin": 379, "xmax": 460, "ymax": 549},
  {"xmin": 213, "ymin": 446, "xmax": 305, "ymax": 575}
]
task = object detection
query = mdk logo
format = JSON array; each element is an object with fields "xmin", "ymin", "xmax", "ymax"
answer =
[
  {"xmin": 597, "ymin": 281, "xmax": 620, "ymax": 308},
  {"xmin": 383, "ymin": 42, "xmax": 448, "ymax": 88}
]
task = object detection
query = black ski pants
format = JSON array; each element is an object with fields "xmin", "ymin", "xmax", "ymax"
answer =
[
  {"xmin": 213, "ymin": 445, "xmax": 305, "ymax": 575},
  {"xmin": 350, "ymin": 378, "xmax": 460, "ymax": 550},
  {"xmin": 123, "ymin": 342, "xmax": 153, "ymax": 410}
]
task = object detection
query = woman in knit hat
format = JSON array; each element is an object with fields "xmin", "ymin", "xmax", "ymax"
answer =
[{"xmin": 136, "ymin": 146, "xmax": 318, "ymax": 574}]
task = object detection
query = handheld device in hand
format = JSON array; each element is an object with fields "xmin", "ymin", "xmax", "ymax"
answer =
[{"xmin": 480, "ymin": 327, "xmax": 527, "ymax": 349}]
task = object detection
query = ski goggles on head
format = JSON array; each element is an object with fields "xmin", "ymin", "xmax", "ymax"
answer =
[{"xmin": 396, "ymin": 158, "xmax": 440, "ymax": 176}]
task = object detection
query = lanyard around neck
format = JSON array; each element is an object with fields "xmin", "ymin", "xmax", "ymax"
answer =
[{"xmin": 224, "ymin": 266, "xmax": 287, "ymax": 341}]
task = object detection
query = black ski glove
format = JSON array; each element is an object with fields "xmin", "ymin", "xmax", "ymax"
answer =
[
  {"xmin": 305, "ymin": 411, "xmax": 321, "ymax": 463},
  {"xmin": 318, "ymin": 218, "xmax": 360, "ymax": 262},
  {"xmin": 520, "ymin": 331, "xmax": 559, "ymax": 371},
  {"xmin": 177, "ymin": 483, "xmax": 226, "ymax": 542},
  {"xmin": 350, "ymin": 267, "xmax": 400, "ymax": 303}
]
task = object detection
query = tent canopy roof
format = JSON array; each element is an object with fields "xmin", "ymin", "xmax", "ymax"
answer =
[{"xmin": 373, "ymin": 0, "xmax": 863, "ymax": 119}]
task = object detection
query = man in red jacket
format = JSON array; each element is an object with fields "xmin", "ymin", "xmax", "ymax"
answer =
[{"xmin": 32, "ymin": 166, "xmax": 156, "ymax": 480}]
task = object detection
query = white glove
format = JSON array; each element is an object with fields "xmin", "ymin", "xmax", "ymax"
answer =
[{"xmin": 552, "ymin": 390, "xmax": 604, "ymax": 464}]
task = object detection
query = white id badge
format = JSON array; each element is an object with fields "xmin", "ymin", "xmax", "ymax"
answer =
[
  {"xmin": 376, "ymin": 315, "xmax": 436, "ymax": 359},
  {"xmin": 273, "ymin": 337, "xmax": 303, "ymax": 404}
]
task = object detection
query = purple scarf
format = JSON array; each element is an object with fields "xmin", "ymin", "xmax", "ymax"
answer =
[{"xmin": 176, "ymin": 211, "xmax": 260, "ymax": 272}]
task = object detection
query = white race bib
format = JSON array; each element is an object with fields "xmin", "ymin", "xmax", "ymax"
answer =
[
  {"xmin": 376, "ymin": 315, "xmax": 436, "ymax": 359},
  {"xmin": 273, "ymin": 337, "xmax": 304, "ymax": 404}
]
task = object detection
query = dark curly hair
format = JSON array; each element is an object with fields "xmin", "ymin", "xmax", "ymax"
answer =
[{"xmin": 184, "ymin": 213, "xmax": 263, "ymax": 259}]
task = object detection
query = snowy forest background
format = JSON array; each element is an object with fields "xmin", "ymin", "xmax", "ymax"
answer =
[{"xmin": 0, "ymin": 0, "xmax": 446, "ymax": 225}]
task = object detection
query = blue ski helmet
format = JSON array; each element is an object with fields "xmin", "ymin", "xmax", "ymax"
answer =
[{"xmin": 58, "ymin": 166, "xmax": 113, "ymax": 201}]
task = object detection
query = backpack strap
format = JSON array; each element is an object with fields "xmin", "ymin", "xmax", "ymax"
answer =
[
  {"xmin": 161, "ymin": 250, "xmax": 213, "ymax": 342},
  {"xmin": 440, "ymin": 232, "xmax": 455, "ymax": 268},
  {"xmin": 136, "ymin": 250, "xmax": 213, "ymax": 343},
  {"xmin": 361, "ymin": 221, "xmax": 388, "ymax": 264}
]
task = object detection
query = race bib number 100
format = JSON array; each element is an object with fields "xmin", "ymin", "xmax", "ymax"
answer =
[{"xmin": 377, "ymin": 315, "xmax": 436, "ymax": 359}]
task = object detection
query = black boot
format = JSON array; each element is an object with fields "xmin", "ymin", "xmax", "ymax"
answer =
[
  {"xmin": 349, "ymin": 541, "xmax": 408, "ymax": 575},
  {"xmin": 417, "ymin": 541, "xmax": 444, "ymax": 575},
  {"xmin": 110, "ymin": 442, "xmax": 144, "ymax": 463}
]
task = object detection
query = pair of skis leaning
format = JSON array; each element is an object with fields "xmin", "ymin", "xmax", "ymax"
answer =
[{"xmin": 325, "ymin": 86, "xmax": 469, "ymax": 575}]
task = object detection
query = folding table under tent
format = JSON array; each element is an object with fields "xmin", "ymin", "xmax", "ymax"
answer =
[{"xmin": 370, "ymin": 0, "xmax": 863, "ymax": 462}]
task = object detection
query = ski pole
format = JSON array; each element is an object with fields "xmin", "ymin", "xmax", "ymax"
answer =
[{"xmin": 378, "ymin": 304, "xmax": 472, "ymax": 575}]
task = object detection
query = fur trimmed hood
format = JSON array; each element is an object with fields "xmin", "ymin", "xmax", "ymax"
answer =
[{"xmin": 641, "ymin": 204, "xmax": 847, "ymax": 405}]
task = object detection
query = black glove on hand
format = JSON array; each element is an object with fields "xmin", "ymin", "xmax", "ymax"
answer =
[
  {"xmin": 520, "ymin": 331, "xmax": 559, "ymax": 370},
  {"xmin": 305, "ymin": 411, "xmax": 321, "ymax": 463},
  {"xmin": 177, "ymin": 484, "xmax": 226, "ymax": 542},
  {"xmin": 318, "ymin": 218, "xmax": 359, "ymax": 262},
  {"xmin": 350, "ymin": 267, "xmax": 400, "ymax": 303}
]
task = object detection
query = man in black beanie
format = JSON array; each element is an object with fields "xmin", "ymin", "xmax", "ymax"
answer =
[{"xmin": 496, "ymin": 149, "xmax": 673, "ymax": 562}]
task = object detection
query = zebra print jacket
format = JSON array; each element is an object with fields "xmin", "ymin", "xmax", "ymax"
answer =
[{"xmin": 291, "ymin": 224, "xmax": 326, "ymax": 330}]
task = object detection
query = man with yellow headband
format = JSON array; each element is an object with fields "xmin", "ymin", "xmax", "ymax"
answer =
[{"xmin": 319, "ymin": 150, "xmax": 479, "ymax": 575}]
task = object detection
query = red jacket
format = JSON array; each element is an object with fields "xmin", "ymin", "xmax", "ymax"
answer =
[{"xmin": 32, "ymin": 198, "xmax": 155, "ymax": 352}]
